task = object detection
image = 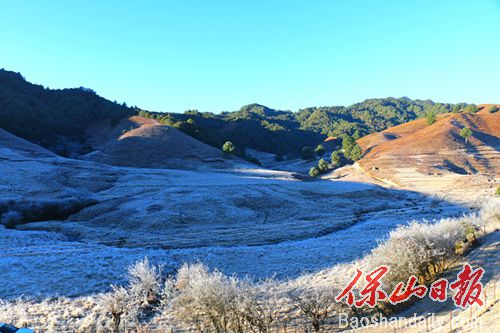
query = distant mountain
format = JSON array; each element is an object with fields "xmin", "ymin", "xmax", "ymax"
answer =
[
  {"xmin": 0, "ymin": 69, "xmax": 133, "ymax": 154},
  {"xmin": 0, "ymin": 68, "xmax": 473, "ymax": 157},
  {"xmin": 140, "ymin": 99, "xmax": 470, "ymax": 156}
]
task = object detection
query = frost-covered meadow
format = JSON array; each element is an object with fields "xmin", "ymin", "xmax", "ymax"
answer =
[
  {"xmin": 0, "ymin": 199, "xmax": 497, "ymax": 332},
  {"xmin": 1, "ymin": 142, "xmax": 498, "ymax": 332},
  {"xmin": 0, "ymin": 145, "xmax": 470, "ymax": 298}
]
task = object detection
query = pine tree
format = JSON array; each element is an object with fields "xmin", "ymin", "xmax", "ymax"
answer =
[
  {"xmin": 317, "ymin": 158, "xmax": 329, "ymax": 172},
  {"xmin": 314, "ymin": 144, "xmax": 325, "ymax": 156},
  {"xmin": 426, "ymin": 111, "xmax": 436, "ymax": 125},
  {"xmin": 222, "ymin": 141, "xmax": 235, "ymax": 153},
  {"xmin": 331, "ymin": 151, "xmax": 342, "ymax": 166},
  {"xmin": 459, "ymin": 127, "xmax": 472, "ymax": 144},
  {"xmin": 309, "ymin": 167, "xmax": 320, "ymax": 178}
]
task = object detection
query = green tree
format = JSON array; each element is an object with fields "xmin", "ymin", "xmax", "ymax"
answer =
[
  {"xmin": 451, "ymin": 105, "xmax": 461, "ymax": 113},
  {"xmin": 459, "ymin": 126, "xmax": 472, "ymax": 144},
  {"xmin": 342, "ymin": 135, "xmax": 355, "ymax": 152},
  {"xmin": 301, "ymin": 146, "xmax": 315, "ymax": 160},
  {"xmin": 309, "ymin": 166, "xmax": 320, "ymax": 178},
  {"xmin": 342, "ymin": 135, "xmax": 362, "ymax": 162},
  {"xmin": 317, "ymin": 158, "xmax": 329, "ymax": 173},
  {"xmin": 489, "ymin": 105, "xmax": 498, "ymax": 113},
  {"xmin": 347, "ymin": 143, "xmax": 363, "ymax": 161},
  {"xmin": 352, "ymin": 129, "xmax": 361, "ymax": 140},
  {"xmin": 463, "ymin": 105, "xmax": 478, "ymax": 114},
  {"xmin": 314, "ymin": 144, "xmax": 326, "ymax": 156},
  {"xmin": 426, "ymin": 111, "xmax": 436, "ymax": 125},
  {"xmin": 330, "ymin": 151, "xmax": 342, "ymax": 166},
  {"xmin": 222, "ymin": 141, "xmax": 235, "ymax": 153}
]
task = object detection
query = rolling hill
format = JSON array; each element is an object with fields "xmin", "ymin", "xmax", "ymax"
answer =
[
  {"xmin": 82, "ymin": 116, "xmax": 230, "ymax": 169},
  {"xmin": 356, "ymin": 105, "xmax": 500, "ymax": 190}
]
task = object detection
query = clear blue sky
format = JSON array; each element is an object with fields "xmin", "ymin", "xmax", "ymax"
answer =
[{"xmin": 1, "ymin": 0, "xmax": 499, "ymax": 113}]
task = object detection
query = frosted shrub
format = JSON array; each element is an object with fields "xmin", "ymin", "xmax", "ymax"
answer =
[
  {"xmin": 365, "ymin": 217, "xmax": 468, "ymax": 290},
  {"xmin": 479, "ymin": 198, "xmax": 500, "ymax": 230},
  {"xmin": 100, "ymin": 285, "xmax": 131, "ymax": 333},
  {"xmin": 128, "ymin": 258, "xmax": 162, "ymax": 306},
  {"xmin": 173, "ymin": 263, "xmax": 243, "ymax": 333},
  {"xmin": 159, "ymin": 277, "xmax": 177, "ymax": 308},
  {"xmin": 99, "ymin": 258, "xmax": 163, "ymax": 332}
]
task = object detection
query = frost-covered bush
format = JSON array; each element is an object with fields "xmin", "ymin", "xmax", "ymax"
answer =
[
  {"xmin": 173, "ymin": 263, "xmax": 243, "ymax": 333},
  {"xmin": 100, "ymin": 285, "xmax": 132, "ymax": 333},
  {"xmin": 365, "ymin": 218, "xmax": 468, "ymax": 289},
  {"xmin": 479, "ymin": 198, "xmax": 500, "ymax": 230},
  {"xmin": 128, "ymin": 258, "xmax": 163, "ymax": 306},
  {"xmin": 99, "ymin": 258, "xmax": 163, "ymax": 332}
]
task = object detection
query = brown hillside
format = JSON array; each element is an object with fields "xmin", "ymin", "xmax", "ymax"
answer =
[
  {"xmin": 357, "ymin": 110, "xmax": 500, "ymax": 185},
  {"xmin": 82, "ymin": 116, "xmax": 229, "ymax": 169}
]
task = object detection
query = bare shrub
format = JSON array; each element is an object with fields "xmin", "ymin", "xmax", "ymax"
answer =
[
  {"xmin": 239, "ymin": 279, "xmax": 288, "ymax": 333},
  {"xmin": 290, "ymin": 287, "xmax": 339, "ymax": 333}
]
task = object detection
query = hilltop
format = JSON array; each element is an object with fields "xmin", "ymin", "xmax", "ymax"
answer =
[{"xmin": 82, "ymin": 116, "xmax": 230, "ymax": 169}]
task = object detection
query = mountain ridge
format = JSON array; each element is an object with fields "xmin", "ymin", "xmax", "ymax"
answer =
[{"xmin": 0, "ymin": 68, "xmax": 482, "ymax": 157}]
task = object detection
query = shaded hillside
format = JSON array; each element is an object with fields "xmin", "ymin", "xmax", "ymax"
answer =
[
  {"xmin": 140, "ymin": 98, "xmax": 470, "ymax": 156},
  {"xmin": 357, "ymin": 106, "xmax": 500, "ymax": 183},
  {"xmin": 0, "ymin": 127, "xmax": 55, "ymax": 158},
  {"xmin": 82, "ymin": 116, "xmax": 230, "ymax": 169},
  {"xmin": 0, "ymin": 69, "xmax": 133, "ymax": 154}
]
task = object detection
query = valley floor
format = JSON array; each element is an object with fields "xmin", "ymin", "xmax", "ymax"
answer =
[{"xmin": 0, "ymin": 148, "xmax": 472, "ymax": 299}]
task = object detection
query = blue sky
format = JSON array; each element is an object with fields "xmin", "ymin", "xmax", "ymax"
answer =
[{"xmin": 1, "ymin": 0, "xmax": 499, "ymax": 112}]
